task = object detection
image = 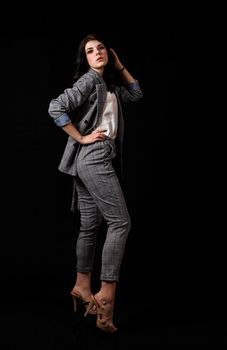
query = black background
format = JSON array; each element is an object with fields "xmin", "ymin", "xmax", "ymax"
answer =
[{"xmin": 1, "ymin": 7, "xmax": 226, "ymax": 347}]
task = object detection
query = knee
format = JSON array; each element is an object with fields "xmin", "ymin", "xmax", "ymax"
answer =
[
  {"xmin": 107, "ymin": 213, "xmax": 131, "ymax": 234},
  {"xmin": 121, "ymin": 213, "xmax": 131, "ymax": 233},
  {"xmin": 80, "ymin": 212, "xmax": 102, "ymax": 232}
]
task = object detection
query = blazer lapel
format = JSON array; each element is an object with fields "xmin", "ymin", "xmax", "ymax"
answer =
[{"xmin": 96, "ymin": 83, "xmax": 107, "ymax": 120}]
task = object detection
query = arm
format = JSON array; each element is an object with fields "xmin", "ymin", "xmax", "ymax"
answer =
[
  {"xmin": 62, "ymin": 122, "xmax": 106, "ymax": 144},
  {"xmin": 48, "ymin": 73, "xmax": 106, "ymax": 144},
  {"xmin": 110, "ymin": 48, "xmax": 143, "ymax": 102},
  {"xmin": 110, "ymin": 48, "xmax": 137, "ymax": 84},
  {"xmin": 48, "ymin": 73, "xmax": 95, "ymax": 122}
]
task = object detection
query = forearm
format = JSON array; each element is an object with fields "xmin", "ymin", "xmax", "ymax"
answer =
[
  {"xmin": 109, "ymin": 48, "xmax": 136, "ymax": 84},
  {"xmin": 62, "ymin": 122, "xmax": 83, "ymax": 143},
  {"xmin": 61, "ymin": 122, "xmax": 106, "ymax": 145},
  {"xmin": 117, "ymin": 66, "xmax": 136, "ymax": 84}
]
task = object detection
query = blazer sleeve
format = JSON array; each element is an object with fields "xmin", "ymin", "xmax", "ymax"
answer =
[
  {"xmin": 116, "ymin": 80, "xmax": 143, "ymax": 103},
  {"xmin": 48, "ymin": 72, "xmax": 96, "ymax": 127}
]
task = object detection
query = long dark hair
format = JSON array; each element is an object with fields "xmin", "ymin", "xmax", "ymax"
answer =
[{"xmin": 73, "ymin": 33, "xmax": 117, "ymax": 89}]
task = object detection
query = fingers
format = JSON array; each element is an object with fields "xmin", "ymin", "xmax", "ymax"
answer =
[
  {"xmin": 110, "ymin": 48, "xmax": 116, "ymax": 55},
  {"xmin": 109, "ymin": 48, "xmax": 118, "ymax": 60},
  {"xmin": 89, "ymin": 129, "xmax": 107, "ymax": 142},
  {"xmin": 95, "ymin": 130, "xmax": 106, "ymax": 140},
  {"xmin": 92, "ymin": 129, "xmax": 106, "ymax": 136},
  {"xmin": 92, "ymin": 128, "xmax": 106, "ymax": 133},
  {"xmin": 97, "ymin": 129, "xmax": 107, "ymax": 133}
]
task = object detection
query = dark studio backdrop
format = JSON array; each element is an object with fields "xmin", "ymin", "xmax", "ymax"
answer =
[{"xmin": 1, "ymin": 7, "xmax": 226, "ymax": 347}]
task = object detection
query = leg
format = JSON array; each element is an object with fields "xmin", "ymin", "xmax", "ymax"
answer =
[
  {"xmin": 71, "ymin": 177, "xmax": 102, "ymax": 314},
  {"xmin": 77, "ymin": 140, "xmax": 131, "ymax": 282},
  {"xmin": 77, "ymin": 139, "xmax": 131, "ymax": 331},
  {"xmin": 74, "ymin": 176, "xmax": 102, "ymax": 275}
]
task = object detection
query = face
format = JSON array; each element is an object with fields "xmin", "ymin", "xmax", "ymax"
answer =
[{"xmin": 85, "ymin": 40, "xmax": 108, "ymax": 72}]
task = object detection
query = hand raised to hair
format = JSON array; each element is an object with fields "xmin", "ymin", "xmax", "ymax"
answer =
[{"xmin": 109, "ymin": 48, "xmax": 124, "ymax": 71}]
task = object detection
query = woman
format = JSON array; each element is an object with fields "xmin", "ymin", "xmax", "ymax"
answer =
[{"xmin": 48, "ymin": 33, "xmax": 143, "ymax": 333}]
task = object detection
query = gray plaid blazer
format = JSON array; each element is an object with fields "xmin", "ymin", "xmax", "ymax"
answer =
[
  {"xmin": 48, "ymin": 69, "xmax": 143, "ymax": 211},
  {"xmin": 48, "ymin": 68, "xmax": 143, "ymax": 177}
]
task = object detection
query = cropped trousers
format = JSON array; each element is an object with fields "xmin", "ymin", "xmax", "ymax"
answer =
[{"xmin": 75, "ymin": 138, "xmax": 131, "ymax": 282}]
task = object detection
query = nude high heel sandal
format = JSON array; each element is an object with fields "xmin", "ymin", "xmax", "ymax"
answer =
[
  {"xmin": 71, "ymin": 291, "xmax": 97, "ymax": 316},
  {"xmin": 94, "ymin": 297, "xmax": 117, "ymax": 333}
]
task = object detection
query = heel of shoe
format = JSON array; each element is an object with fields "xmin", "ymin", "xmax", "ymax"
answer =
[
  {"xmin": 71, "ymin": 295, "xmax": 78, "ymax": 312},
  {"xmin": 84, "ymin": 296, "xmax": 97, "ymax": 317},
  {"xmin": 71, "ymin": 292, "xmax": 97, "ymax": 316}
]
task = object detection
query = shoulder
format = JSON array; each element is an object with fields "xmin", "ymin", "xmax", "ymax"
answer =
[
  {"xmin": 75, "ymin": 69, "xmax": 103, "ymax": 88},
  {"xmin": 69, "ymin": 72, "xmax": 97, "ymax": 99}
]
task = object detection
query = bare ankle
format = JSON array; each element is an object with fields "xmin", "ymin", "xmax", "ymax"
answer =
[
  {"xmin": 73, "ymin": 272, "xmax": 92, "ymax": 295},
  {"xmin": 96, "ymin": 281, "xmax": 117, "ymax": 303}
]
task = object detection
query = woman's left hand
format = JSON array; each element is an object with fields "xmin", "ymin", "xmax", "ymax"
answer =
[{"xmin": 109, "ymin": 48, "xmax": 124, "ymax": 71}]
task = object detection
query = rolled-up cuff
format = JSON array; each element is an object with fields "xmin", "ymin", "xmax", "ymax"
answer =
[
  {"xmin": 126, "ymin": 80, "xmax": 141, "ymax": 90},
  {"xmin": 54, "ymin": 113, "xmax": 71, "ymax": 127}
]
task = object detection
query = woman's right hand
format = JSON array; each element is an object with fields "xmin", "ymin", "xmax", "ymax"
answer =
[
  {"xmin": 62, "ymin": 123, "xmax": 106, "ymax": 145},
  {"xmin": 79, "ymin": 129, "xmax": 106, "ymax": 144}
]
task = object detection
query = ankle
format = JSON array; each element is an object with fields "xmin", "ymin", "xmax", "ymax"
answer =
[
  {"xmin": 72, "ymin": 272, "xmax": 92, "ymax": 295},
  {"xmin": 95, "ymin": 282, "xmax": 117, "ymax": 303},
  {"xmin": 72, "ymin": 285, "xmax": 92, "ymax": 296},
  {"xmin": 94, "ymin": 292, "xmax": 115, "ymax": 306}
]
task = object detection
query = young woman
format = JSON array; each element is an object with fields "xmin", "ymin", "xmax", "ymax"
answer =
[{"xmin": 48, "ymin": 33, "xmax": 143, "ymax": 333}]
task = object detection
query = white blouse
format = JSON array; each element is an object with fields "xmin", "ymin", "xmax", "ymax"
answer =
[{"xmin": 94, "ymin": 91, "xmax": 118, "ymax": 139}]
